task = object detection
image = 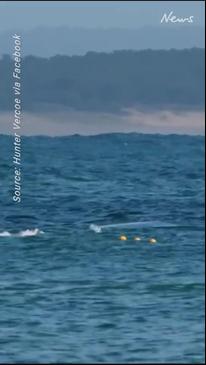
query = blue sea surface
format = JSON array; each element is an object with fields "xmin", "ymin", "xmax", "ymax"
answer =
[{"xmin": 0, "ymin": 133, "xmax": 205, "ymax": 363}]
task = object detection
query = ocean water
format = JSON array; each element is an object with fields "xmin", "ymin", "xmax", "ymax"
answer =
[{"xmin": 0, "ymin": 133, "xmax": 205, "ymax": 363}]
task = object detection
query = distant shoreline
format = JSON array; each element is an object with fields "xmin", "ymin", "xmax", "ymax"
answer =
[{"xmin": 0, "ymin": 132, "xmax": 205, "ymax": 139}]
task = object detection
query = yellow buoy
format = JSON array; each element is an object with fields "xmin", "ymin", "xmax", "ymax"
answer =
[
  {"xmin": 119, "ymin": 235, "xmax": 127, "ymax": 241},
  {"xmin": 148, "ymin": 238, "xmax": 157, "ymax": 244},
  {"xmin": 134, "ymin": 236, "xmax": 141, "ymax": 241}
]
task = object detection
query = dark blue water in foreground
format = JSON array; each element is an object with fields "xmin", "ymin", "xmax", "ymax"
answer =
[{"xmin": 0, "ymin": 133, "xmax": 205, "ymax": 363}]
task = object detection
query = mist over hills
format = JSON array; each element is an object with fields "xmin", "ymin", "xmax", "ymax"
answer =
[
  {"xmin": 0, "ymin": 48, "xmax": 204, "ymax": 113},
  {"xmin": 0, "ymin": 26, "xmax": 204, "ymax": 57}
]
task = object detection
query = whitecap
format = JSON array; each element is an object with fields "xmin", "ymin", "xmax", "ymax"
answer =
[
  {"xmin": 0, "ymin": 231, "xmax": 12, "ymax": 237},
  {"xmin": 0, "ymin": 228, "xmax": 44, "ymax": 238},
  {"xmin": 17, "ymin": 228, "xmax": 44, "ymax": 237}
]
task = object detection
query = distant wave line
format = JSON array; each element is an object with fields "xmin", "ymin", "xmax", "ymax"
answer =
[{"xmin": 89, "ymin": 221, "xmax": 177, "ymax": 233}]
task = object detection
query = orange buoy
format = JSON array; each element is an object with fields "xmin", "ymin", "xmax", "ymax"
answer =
[
  {"xmin": 148, "ymin": 238, "xmax": 157, "ymax": 244},
  {"xmin": 119, "ymin": 235, "xmax": 127, "ymax": 241}
]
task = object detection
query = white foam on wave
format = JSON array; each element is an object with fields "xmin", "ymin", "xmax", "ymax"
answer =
[
  {"xmin": 18, "ymin": 228, "xmax": 44, "ymax": 237},
  {"xmin": 0, "ymin": 228, "xmax": 44, "ymax": 238},
  {"xmin": 89, "ymin": 221, "xmax": 176, "ymax": 233},
  {"xmin": 89, "ymin": 224, "xmax": 102, "ymax": 233}
]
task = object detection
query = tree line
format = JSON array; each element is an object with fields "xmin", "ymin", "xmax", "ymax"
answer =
[{"xmin": 0, "ymin": 48, "xmax": 204, "ymax": 111}]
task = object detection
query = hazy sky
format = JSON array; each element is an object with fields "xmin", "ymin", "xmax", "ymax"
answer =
[{"xmin": 0, "ymin": 1, "xmax": 204, "ymax": 32}]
